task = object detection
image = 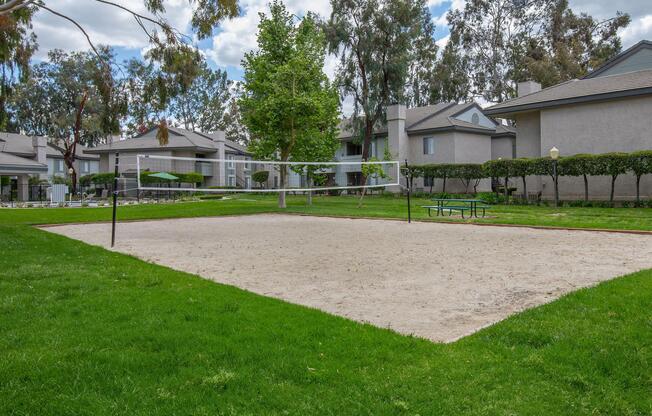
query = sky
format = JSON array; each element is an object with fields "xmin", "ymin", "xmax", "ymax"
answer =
[{"xmin": 30, "ymin": 0, "xmax": 652, "ymax": 83}]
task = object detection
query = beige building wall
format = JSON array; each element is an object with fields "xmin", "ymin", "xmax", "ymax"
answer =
[{"xmin": 539, "ymin": 96, "xmax": 652, "ymax": 200}]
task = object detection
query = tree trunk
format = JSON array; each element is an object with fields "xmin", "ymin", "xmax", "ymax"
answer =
[
  {"xmin": 278, "ymin": 164, "xmax": 287, "ymax": 208},
  {"xmin": 583, "ymin": 174, "xmax": 589, "ymax": 202},
  {"xmin": 442, "ymin": 175, "xmax": 447, "ymax": 193},
  {"xmin": 521, "ymin": 175, "xmax": 527, "ymax": 204},
  {"xmin": 610, "ymin": 175, "xmax": 616, "ymax": 205},
  {"xmin": 636, "ymin": 174, "xmax": 641, "ymax": 204},
  {"xmin": 504, "ymin": 176, "xmax": 509, "ymax": 204},
  {"xmin": 357, "ymin": 118, "xmax": 374, "ymax": 206}
]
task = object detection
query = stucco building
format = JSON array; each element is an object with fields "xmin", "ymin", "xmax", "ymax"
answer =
[
  {"xmin": 336, "ymin": 102, "xmax": 515, "ymax": 192},
  {"xmin": 87, "ymin": 126, "xmax": 255, "ymax": 189},
  {"xmin": 0, "ymin": 132, "xmax": 99, "ymax": 201},
  {"xmin": 485, "ymin": 40, "xmax": 652, "ymax": 200}
]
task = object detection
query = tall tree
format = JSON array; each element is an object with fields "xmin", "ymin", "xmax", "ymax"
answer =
[
  {"xmin": 222, "ymin": 82, "xmax": 249, "ymax": 146},
  {"xmin": 170, "ymin": 61, "xmax": 231, "ymax": 133},
  {"xmin": 325, "ymin": 0, "xmax": 432, "ymax": 177},
  {"xmin": 240, "ymin": 1, "xmax": 340, "ymax": 208},
  {"xmin": 522, "ymin": 0, "xmax": 630, "ymax": 87},
  {"xmin": 123, "ymin": 58, "xmax": 170, "ymax": 137},
  {"xmin": 433, "ymin": 34, "xmax": 471, "ymax": 103},
  {"xmin": 406, "ymin": 8, "xmax": 439, "ymax": 107},
  {"xmin": 0, "ymin": 4, "xmax": 36, "ymax": 129},
  {"xmin": 10, "ymin": 49, "xmax": 123, "ymax": 189},
  {"xmin": 448, "ymin": 0, "xmax": 556, "ymax": 103}
]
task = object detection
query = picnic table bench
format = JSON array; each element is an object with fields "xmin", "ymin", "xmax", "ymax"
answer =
[{"xmin": 421, "ymin": 198, "xmax": 489, "ymax": 219}]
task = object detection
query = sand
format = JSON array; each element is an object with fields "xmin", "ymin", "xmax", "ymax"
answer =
[{"xmin": 45, "ymin": 214, "xmax": 652, "ymax": 342}]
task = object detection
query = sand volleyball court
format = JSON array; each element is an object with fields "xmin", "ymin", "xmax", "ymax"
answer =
[{"xmin": 46, "ymin": 214, "xmax": 652, "ymax": 342}]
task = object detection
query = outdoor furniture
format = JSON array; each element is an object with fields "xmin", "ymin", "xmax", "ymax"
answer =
[{"xmin": 421, "ymin": 198, "xmax": 489, "ymax": 219}]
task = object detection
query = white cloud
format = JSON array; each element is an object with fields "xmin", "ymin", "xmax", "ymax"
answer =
[
  {"xmin": 31, "ymin": 0, "xmax": 193, "ymax": 59},
  {"xmin": 207, "ymin": 0, "xmax": 332, "ymax": 69},
  {"xmin": 619, "ymin": 15, "xmax": 652, "ymax": 47}
]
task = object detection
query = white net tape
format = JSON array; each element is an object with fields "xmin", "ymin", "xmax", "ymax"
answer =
[{"xmin": 134, "ymin": 154, "xmax": 401, "ymax": 193}]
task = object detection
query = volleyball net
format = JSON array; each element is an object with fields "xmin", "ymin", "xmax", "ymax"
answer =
[{"xmin": 135, "ymin": 154, "xmax": 401, "ymax": 193}]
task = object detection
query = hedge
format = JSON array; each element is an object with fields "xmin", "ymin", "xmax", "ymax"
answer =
[{"xmin": 404, "ymin": 149, "xmax": 652, "ymax": 203}]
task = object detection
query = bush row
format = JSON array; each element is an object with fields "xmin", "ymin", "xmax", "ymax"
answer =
[{"xmin": 404, "ymin": 150, "xmax": 652, "ymax": 202}]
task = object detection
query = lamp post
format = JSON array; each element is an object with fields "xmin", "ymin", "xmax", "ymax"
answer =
[{"xmin": 550, "ymin": 146, "xmax": 560, "ymax": 207}]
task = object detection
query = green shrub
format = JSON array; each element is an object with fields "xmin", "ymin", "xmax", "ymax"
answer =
[
  {"xmin": 593, "ymin": 152, "xmax": 630, "ymax": 203},
  {"xmin": 91, "ymin": 173, "xmax": 116, "ymax": 185},
  {"xmin": 252, "ymin": 170, "xmax": 270, "ymax": 188}
]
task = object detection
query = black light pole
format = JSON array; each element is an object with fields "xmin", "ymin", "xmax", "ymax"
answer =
[
  {"xmin": 111, "ymin": 152, "xmax": 120, "ymax": 247},
  {"xmin": 405, "ymin": 159, "xmax": 411, "ymax": 223}
]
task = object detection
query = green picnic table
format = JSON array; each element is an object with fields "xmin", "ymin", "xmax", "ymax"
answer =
[{"xmin": 421, "ymin": 198, "xmax": 489, "ymax": 219}]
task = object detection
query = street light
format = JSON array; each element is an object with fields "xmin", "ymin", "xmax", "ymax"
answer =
[{"xmin": 550, "ymin": 146, "xmax": 560, "ymax": 207}]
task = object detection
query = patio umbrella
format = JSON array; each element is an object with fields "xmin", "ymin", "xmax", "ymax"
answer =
[{"xmin": 148, "ymin": 172, "xmax": 178, "ymax": 200}]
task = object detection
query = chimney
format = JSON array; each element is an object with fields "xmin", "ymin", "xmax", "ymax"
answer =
[
  {"xmin": 32, "ymin": 135, "xmax": 48, "ymax": 179},
  {"xmin": 386, "ymin": 104, "xmax": 408, "ymax": 162},
  {"xmin": 518, "ymin": 81, "xmax": 541, "ymax": 97}
]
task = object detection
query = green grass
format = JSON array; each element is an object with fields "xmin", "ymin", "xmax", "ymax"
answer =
[
  {"xmin": 2, "ymin": 193, "xmax": 652, "ymax": 231},
  {"xmin": 1, "ymin": 196, "xmax": 652, "ymax": 414}
]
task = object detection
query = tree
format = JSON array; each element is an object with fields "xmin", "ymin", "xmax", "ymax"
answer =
[
  {"xmin": 447, "ymin": 0, "xmax": 629, "ymax": 102},
  {"xmin": 252, "ymin": 170, "xmax": 269, "ymax": 189},
  {"xmin": 558, "ymin": 153, "xmax": 597, "ymax": 202},
  {"xmin": 170, "ymin": 61, "xmax": 231, "ymax": 133},
  {"xmin": 523, "ymin": 0, "xmax": 630, "ymax": 87},
  {"xmin": 240, "ymin": 2, "xmax": 340, "ymax": 208},
  {"xmin": 10, "ymin": 49, "xmax": 120, "ymax": 190},
  {"xmin": 3, "ymin": 0, "xmax": 239, "ymax": 142},
  {"xmin": 434, "ymin": 34, "xmax": 471, "ymax": 103},
  {"xmin": 325, "ymin": 0, "xmax": 433, "ymax": 198},
  {"xmin": 593, "ymin": 152, "xmax": 630, "ymax": 204},
  {"xmin": 222, "ymin": 82, "xmax": 249, "ymax": 146},
  {"xmin": 406, "ymin": 9, "xmax": 439, "ymax": 107},
  {"xmin": 509, "ymin": 158, "xmax": 533, "ymax": 201},
  {"xmin": 0, "ymin": 4, "xmax": 36, "ymax": 129},
  {"xmin": 448, "ymin": 0, "xmax": 556, "ymax": 103},
  {"xmin": 123, "ymin": 58, "xmax": 169, "ymax": 137},
  {"xmin": 629, "ymin": 151, "xmax": 652, "ymax": 204}
]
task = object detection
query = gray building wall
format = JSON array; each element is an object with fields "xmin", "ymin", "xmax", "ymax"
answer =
[
  {"xmin": 539, "ymin": 95, "xmax": 652, "ymax": 200},
  {"xmin": 514, "ymin": 111, "xmax": 543, "ymax": 196},
  {"xmin": 491, "ymin": 137, "xmax": 515, "ymax": 160}
]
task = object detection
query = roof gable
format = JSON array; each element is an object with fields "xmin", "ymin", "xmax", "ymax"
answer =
[{"xmin": 585, "ymin": 40, "xmax": 652, "ymax": 79}]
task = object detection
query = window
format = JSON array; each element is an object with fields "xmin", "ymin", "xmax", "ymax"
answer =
[
  {"xmin": 424, "ymin": 176, "xmax": 434, "ymax": 187},
  {"xmin": 512, "ymin": 139, "xmax": 517, "ymax": 159},
  {"xmin": 227, "ymin": 155, "xmax": 235, "ymax": 169},
  {"xmin": 244, "ymin": 158, "xmax": 251, "ymax": 171},
  {"xmin": 228, "ymin": 175, "xmax": 236, "ymax": 187},
  {"xmin": 346, "ymin": 142, "xmax": 362, "ymax": 156},
  {"xmin": 471, "ymin": 113, "xmax": 480, "ymax": 125},
  {"xmin": 346, "ymin": 172, "xmax": 363, "ymax": 186},
  {"xmin": 245, "ymin": 176, "xmax": 251, "ymax": 189},
  {"xmin": 423, "ymin": 137, "xmax": 435, "ymax": 155},
  {"xmin": 54, "ymin": 159, "xmax": 65, "ymax": 173},
  {"xmin": 81, "ymin": 160, "xmax": 90, "ymax": 174}
]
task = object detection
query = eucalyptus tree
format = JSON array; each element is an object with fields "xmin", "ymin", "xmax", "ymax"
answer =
[
  {"xmin": 325, "ymin": 0, "xmax": 434, "ymax": 194},
  {"xmin": 170, "ymin": 62, "xmax": 231, "ymax": 133},
  {"xmin": 522, "ymin": 0, "xmax": 630, "ymax": 87},
  {"xmin": 10, "ymin": 49, "xmax": 126, "ymax": 189},
  {"xmin": 240, "ymin": 1, "xmax": 340, "ymax": 208}
]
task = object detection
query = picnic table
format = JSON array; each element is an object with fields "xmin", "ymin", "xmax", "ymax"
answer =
[{"xmin": 421, "ymin": 198, "xmax": 488, "ymax": 219}]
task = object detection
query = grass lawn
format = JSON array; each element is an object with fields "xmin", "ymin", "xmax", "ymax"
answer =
[
  {"xmin": 1, "ymin": 196, "xmax": 651, "ymax": 414},
  {"xmin": 2, "ymin": 193, "xmax": 652, "ymax": 231}
]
